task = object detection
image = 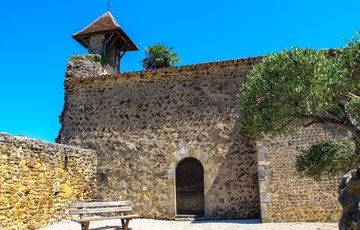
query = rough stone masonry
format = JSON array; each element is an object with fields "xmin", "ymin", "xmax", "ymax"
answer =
[
  {"xmin": 57, "ymin": 56, "xmax": 344, "ymax": 222},
  {"xmin": 0, "ymin": 133, "xmax": 97, "ymax": 229}
]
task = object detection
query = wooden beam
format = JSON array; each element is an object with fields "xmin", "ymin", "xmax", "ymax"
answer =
[
  {"xmin": 118, "ymin": 48, "xmax": 129, "ymax": 72},
  {"xmin": 69, "ymin": 206, "xmax": 132, "ymax": 215},
  {"xmin": 115, "ymin": 31, "xmax": 133, "ymax": 50},
  {"xmin": 78, "ymin": 37, "xmax": 90, "ymax": 49},
  {"xmin": 108, "ymin": 36, "xmax": 119, "ymax": 50},
  {"xmin": 69, "ymin": 201, "xmax": 132, "ymax": 208},
  {"xmin": 119, "ymin": 49, "xmax": 128, "ymax": 60},
  {"xmin": 105, "ymin": 32, "xmax": 115, "ymax": 47}
]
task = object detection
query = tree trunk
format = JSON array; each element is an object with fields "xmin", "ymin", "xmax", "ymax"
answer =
[{"xmin": 339, "ymin": 143, "xmax": 360, "ymax": 230}]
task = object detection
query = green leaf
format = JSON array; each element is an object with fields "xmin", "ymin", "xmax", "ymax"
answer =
[
  {"xmin": 295, "ymin": 140, "xmax": 356, "ymax": 180},
  {"xmin": 142, "ymin": 43, "xmax": 181, "ymax": 70}
]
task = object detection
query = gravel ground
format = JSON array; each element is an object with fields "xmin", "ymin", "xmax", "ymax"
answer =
[{"xmin": 40, "ymin": 219, "xmax": 338, "ymax": 230}]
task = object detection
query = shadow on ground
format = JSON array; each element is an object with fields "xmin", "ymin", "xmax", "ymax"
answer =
[
  {"xmin": 90, "ymin": 226, "xmax": 132, "ymax": 230},
  {"xmin": 89, "ymin": 219, "xmax": 261, "ymax": 229},
  {"xmin": 191, "ymin": 219, "xmax": 261, "ymax": 225}
]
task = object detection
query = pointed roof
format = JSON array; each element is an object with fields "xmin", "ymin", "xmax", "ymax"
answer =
[{"xmin": 73, "ymin": 11, "xmax": 138, "ymax": 51}]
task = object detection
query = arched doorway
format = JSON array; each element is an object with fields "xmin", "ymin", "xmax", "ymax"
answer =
[{"xmin": 176, "ymin": 157, "xmax": 204, "ymax": 216}]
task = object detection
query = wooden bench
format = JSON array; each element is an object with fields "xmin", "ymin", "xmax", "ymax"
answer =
[{"xmin": 69, "ymin": 201, "xmax": 139, "ymax": 230}]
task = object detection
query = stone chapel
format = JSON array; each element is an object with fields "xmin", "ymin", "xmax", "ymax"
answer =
[{"xmin": 57, "ymin": 11, "xmax": 344, "ymax": 222}]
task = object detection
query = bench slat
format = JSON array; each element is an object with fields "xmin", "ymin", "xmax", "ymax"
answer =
[
  {"xmin": 69, "ymin": 206, "xmax": 132, "ymax": 215},
  {"xmin": 72, "ymin": 214, "xmax": 140, "ymax": 223},
  {"xmin": 69, "ymin": 201, "xmax": 132, "ymax": 208}
]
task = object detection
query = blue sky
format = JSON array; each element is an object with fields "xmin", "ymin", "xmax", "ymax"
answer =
[{"xmin": 0, "ymin": 0, "xmax": 359, "ymax": 142}]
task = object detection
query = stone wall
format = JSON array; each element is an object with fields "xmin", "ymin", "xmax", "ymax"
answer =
[
  {"xmin": 0, "ymin": 133, "xmax": 97, "ymax": 229},
  {"xmin": 65, "ymin": 54, "xmax": 106, "ymax": 79},
  {"xmin": 58, "ymin": 56, "xmax": 344, "ymax": 222},
  {"xmin": 57, "ymin": 57, "xmax": 262, "ymax": 219},
  {"xmin": 257, "ymin": 125, "xmax": 346, "ymax": 222}
]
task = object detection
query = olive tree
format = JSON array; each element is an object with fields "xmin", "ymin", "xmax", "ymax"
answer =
[{"xmin": 238, "ymin": 34, "xmax": 360, "ymax": 229}]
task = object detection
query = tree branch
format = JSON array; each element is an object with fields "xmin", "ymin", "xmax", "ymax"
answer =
[
  {"xmin": 304, "ymin": 113, "xmax": 360, "ymax": 143},
  {"xmin": 337, "ymin": 92, "xmax": 360, "ymax": 100},
  {"xmin": 338, "ymin": 103, "xmax": 360, "ymax": 143}
]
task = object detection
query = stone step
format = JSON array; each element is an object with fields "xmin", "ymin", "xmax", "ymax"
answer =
[{"xmin": 175, "ymin": 215, "xmax": 205, "ymax": 221}]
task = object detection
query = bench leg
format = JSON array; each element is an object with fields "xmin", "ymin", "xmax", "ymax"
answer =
[
  {"xmin": 121, "ymin": 219, "xmax": 130, "ymax": 230},
  {"xmin": 81, "ymin": 222, "xmax": 90, "ymax": 230}
]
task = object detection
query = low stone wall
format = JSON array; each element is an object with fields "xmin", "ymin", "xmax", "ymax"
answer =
[
  {"xmin": 0, "ymin": 133, "xmax": 97, "ymax": 229},
  {"xmin": 257, "ymin": 125, "xmax": 345, "ymax": 222}
]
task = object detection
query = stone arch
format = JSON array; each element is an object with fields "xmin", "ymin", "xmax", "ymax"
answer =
[{"xmin": 175, "ymin": 157, "xmax": 205, "ymax": 216}]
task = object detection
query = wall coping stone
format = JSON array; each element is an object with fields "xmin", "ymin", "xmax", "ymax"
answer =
[
  {"xmin": 65, "ymin": 56, "xmax": 264, "ymax": 83},
  {"xmin": 0, "ymin": 132, "xmax": 93, "ymax": 152}
]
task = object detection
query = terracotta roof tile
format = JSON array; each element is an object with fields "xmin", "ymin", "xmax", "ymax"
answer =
[
  {"xmin": 74, "ymin": 11, "xmax": 119, "ymax": 36},
  {"xmin": 73, "ymin": 11, "xmax": 138, "ymax": 51}
]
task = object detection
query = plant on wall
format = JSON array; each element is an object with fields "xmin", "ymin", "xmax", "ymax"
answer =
[
  {"xmin": 142, "ymin": 44, "xmax": 181, "ymax": 70},
  {"xmin": 238, "ymin": 33, "xmax": 360, "ymax": 229},
  {"xmin": 71, "ymin": 54, "xmax": 102, "ymax": 63}
]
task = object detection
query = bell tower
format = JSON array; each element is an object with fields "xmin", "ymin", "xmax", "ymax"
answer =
[{"xmin": 72, "ymin": 11, "xmax": 138, "ymax": 73}]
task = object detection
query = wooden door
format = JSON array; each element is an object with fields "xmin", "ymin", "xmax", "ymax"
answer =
[{"xmin": 176, "ymin": 158, "xmax": 204, "ymax": 215}]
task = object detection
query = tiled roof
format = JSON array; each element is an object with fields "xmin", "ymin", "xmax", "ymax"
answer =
[
  {"xmin": 73, "ymin": 11, "xmax": 138, "ymax": 51},
  {"xmin": 74, "ymin": 11, "xmax": 119, "ymax": 36},
  {"xmin": 66, "ymin": 56, "xmax": 264, "ymax": 83}
]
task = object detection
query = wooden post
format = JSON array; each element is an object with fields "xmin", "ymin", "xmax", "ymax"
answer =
[
  {"xmin": 123, "ymin": 219, "xmax": 130, "ymax": 230},
  {"xmin": 81, "ymin": 222, "xmax": 89, "ymax": 230}
]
